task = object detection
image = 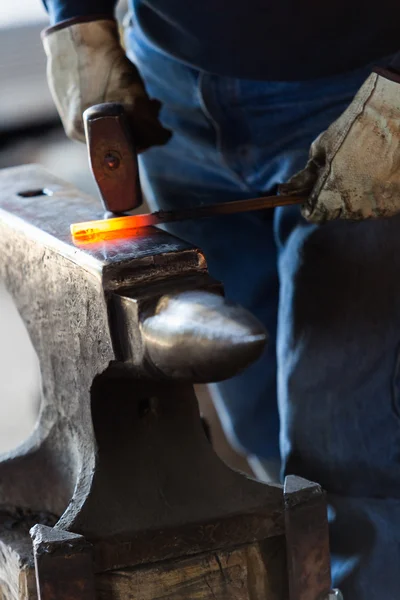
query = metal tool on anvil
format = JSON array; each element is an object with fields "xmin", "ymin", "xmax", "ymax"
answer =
[
  {"xmin": 78, "ymin": 102, "xmax": 304, "ymax": 241},
  {"xmin": 83, "ymin": 102, "xmax": 143, "ymax": 214},
  {"xmin": 0, "ymin": 160, "xmax": 339, "ymax": 595}
]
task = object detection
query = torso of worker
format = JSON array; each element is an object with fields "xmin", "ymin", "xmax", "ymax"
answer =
[{"xmin": 44, "ymin": 0, "xmax": 400, "ymax": 80}]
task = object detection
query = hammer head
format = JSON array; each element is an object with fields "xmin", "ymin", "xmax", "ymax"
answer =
[{"xmin": 83, "ymin": 103, "xmax": 143, "ymax": 214}]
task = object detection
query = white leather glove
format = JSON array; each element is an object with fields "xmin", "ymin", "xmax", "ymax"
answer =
[
  {"xmin": 281, "ymin": 69, "xmax": 400, "ymax": 223},
  {"xmin": 42, "ymin": 18, "xmax": 171, "ymax": 151}
]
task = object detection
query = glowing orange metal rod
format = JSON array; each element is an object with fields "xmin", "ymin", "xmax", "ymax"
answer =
[{"xmin": 71, "ymin": 194, "xmax": 305, "ymax": 243}]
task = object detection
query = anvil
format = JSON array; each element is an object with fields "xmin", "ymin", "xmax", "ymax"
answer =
[{"xmin": 0, "ymin": 164, "xmax": 339, "ymax": 600}]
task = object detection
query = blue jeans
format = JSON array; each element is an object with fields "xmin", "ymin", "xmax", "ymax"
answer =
[{"xmin": 126, "ymin": 25, "xmax": 400, "ymax": 599}]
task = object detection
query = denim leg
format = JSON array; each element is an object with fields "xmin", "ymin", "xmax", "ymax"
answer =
[
  {"xmin": 125, "ymin": 26, "xmax": 378, "ymax": 463},
  {"xmin": 270, "ymin": 57, "xmax": 400, "ymax": 598},
  {"xmin": 276, "ymin": 214, "xmax": 400, "ymax": 598},
  {"xmin": 329, "ymin": 495, "xmax": 400, "ymax": 599},
  {"xmin": 127, "ymin": 25, "xmax": 400, "ymax": 593}
]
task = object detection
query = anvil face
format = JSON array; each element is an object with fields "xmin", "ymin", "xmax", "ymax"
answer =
[{"xmin": 0, "ymin": 165, "xmax": 205, "ymax": 289}]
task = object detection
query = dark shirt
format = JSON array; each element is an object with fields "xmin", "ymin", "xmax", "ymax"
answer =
[{"xmin": 43, "ymin": 0, "xmax": 400, "ymax": 81}]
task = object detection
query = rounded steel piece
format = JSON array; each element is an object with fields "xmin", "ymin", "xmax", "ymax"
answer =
[{"xmin": 141, "ymin": 290, "xmax": 267, "ymax": 382}]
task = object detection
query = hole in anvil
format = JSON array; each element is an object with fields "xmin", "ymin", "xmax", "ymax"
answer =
[{"xmin": 18, "ymin": 188, "xmax": 53, "ymax": 198}]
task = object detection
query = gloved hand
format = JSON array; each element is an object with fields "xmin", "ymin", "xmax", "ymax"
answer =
[
  {"xmin": 280, "ymin": 69, "xmax": 400, "ymax": 223},
  {"xmin": 42, "ymin": 18, "xmax": 171, "ymax": 152}
]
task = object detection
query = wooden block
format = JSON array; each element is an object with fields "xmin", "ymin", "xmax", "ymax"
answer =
[{"xmin": 96, "ymin": 538, "xmax": 288, "ymax": 600}]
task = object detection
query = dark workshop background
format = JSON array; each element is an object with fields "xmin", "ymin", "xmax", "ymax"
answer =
[{"xmin": 0, "ymin": 1, "xmax": 249, "ymax": 474}]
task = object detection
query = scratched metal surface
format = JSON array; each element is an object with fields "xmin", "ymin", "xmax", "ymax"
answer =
[{"xmin": 0, "ymin": 165, "xmax": 207, "ymax": 289}]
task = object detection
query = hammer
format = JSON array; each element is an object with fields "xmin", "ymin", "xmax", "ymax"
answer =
[{"xmin": 77, "ymin": 103, "xmax": 304, "ymax": 239}]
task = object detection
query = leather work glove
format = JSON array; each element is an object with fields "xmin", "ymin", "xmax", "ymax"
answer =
[
  {"xmin": 280, "ymin": 69, "xmax": 400, "ymax": 223},
  {"xmin": 42, "ymin": 18, "xmax": 171, "ymax": 151}
]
